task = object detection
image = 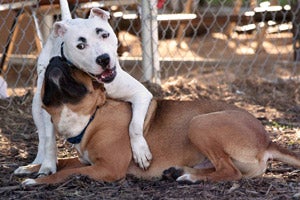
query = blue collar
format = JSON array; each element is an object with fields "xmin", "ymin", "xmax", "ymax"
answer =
[{"xmin": 67, "ymin": 106, "xmax": 99, "ymax": 144}]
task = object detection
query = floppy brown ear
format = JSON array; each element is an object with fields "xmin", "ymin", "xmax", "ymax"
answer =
[
  {"xmin": 88, "ymin": 8, "xmax": 110, "ymax": 20},
  {"xmin": 95, "ymin": 83, "xmax": 106, "ymax": 106},
  {"xmin": 53, "ymin": 21, "xmax": 68, "ymax": 37},
  {"xmin": 92, "ymin": 80, "xmax": 105, "ymax": 90}
]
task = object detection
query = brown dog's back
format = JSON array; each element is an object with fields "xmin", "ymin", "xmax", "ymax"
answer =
[
  {"xmin": 127, "ymin": 99, "xmax": 244, "ymax": 178},
  {"xmin": 128, "ymin": 99, "xmax": 300, "ymax": 181}
]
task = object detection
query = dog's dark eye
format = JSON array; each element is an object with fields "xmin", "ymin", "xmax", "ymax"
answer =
[
  {"xmin": 76, "ymin": 43, "xmax": 86, "ymax": 50},
  {"xmin": 102, "ymin": 33, "xmax": 109, "ymax": 39}
]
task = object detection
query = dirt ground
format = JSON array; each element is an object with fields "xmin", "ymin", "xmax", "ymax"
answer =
[{"xmin": 0, "ymin": 73, "xmax": 299, "ymax": 199}]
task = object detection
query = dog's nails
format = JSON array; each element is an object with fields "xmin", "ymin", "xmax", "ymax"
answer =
[
  {"xmin": 142, "ymin": 164, "xmax": 148, "ymax": 170},
  {"xmin": 133, "ymin": 156, "xmax": 138, "ymax": 163}
]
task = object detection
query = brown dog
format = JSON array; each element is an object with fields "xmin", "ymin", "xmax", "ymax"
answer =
[{"xmin": 19, "ymin": 57, "xmax": 300, "ymax": 185}]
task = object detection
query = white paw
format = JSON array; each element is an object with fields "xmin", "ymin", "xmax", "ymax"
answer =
[
  {"xmin": 176, "ymin": 174, "xmax": 198, "ymax": 183},
  {"xmin": 38, "ymin": 160, "xmax": 57, "ymax": 175},
  {"xmin": 131, "ymin": 136, "xmax": 152, "ymax": 169},
  {"xmin": 22, "ymin": 178, "xmax": 37, "ymax": 186},
  {"xmin": 14, "ymin": 164, "xmax": 39, "ymax": 175}
]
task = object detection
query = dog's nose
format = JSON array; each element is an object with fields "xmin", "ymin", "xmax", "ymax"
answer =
[{"xmin": 96, "ymin": 54, "xmax": 110, "ymax": 69}]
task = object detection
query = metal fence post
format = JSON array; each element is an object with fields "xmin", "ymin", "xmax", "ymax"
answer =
[
  {"xmin": 150, "ymin": 0, "xmax": 160, "ymax": 84},
  {"xmin": 141, "ymin": 0, "xmax": 160, "ymax": 83}
]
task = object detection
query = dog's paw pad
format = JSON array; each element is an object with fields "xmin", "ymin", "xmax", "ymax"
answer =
[{"xmin": 162, "ymin": 167, "xmax": 184, "ymax": 181}]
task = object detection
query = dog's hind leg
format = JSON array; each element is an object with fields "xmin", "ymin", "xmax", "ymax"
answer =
[
  {"xmin": 164, "ymin": 152, "xmax": 242, "ymax": 183},
  {"xmin": 177, "ymin": 111, "xmax": 260, "ymax": 182},
  {"xmin": 163, "ymin": 153, "xmax": 242, "ymax": 183},
  {"xmin": 163, "ymin": 166, "xmax": 215, "ymax": 183},
  {"xmin": 183, "ymin": 109, "xmax": 277, "ymax": 182}
]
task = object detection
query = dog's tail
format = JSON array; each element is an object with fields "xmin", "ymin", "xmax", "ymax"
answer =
[
  {"xmin": 267, "ymin": 142, "xmax": 300, "ymax": 167},
  {"xmin": 60, "ymin": 0, "xmax": 72, "ymax": 20}
]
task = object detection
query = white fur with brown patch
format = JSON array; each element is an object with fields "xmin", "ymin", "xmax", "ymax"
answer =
[{"xmin": 57, "ymin": 106, "xmax": 90, "ymax": 139}]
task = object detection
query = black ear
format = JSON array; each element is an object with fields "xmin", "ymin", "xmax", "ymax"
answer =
[
  {"xmin": 43, "ymin": 56, "xmax": 88, "ymax": 106},
  {"xmin": 43, "ymin": 57, "xmax": 64, "ymax": 106},
  {"xmin": 59, "ymin": 70, "xmax": 88, "ymax": 105}
]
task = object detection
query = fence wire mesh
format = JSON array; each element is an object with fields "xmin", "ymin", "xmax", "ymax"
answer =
[{"xmin": 0, "ymin": 0, "xmax": 299, "ymax": 104}]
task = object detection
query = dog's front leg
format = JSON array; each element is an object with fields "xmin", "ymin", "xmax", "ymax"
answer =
[
  {"xmin": 37, "ymin": 110, "xmax": 57, "ymax": 176},
  {"xmin": 15, "ymin": 36, "xmax": 58, "ymax": 176},
  {"xmin": 14, "ymin": 74, "xmax": 57, "ymax": 176},
  {"xmin": 129, "ymin": 96, "xmax": 153, "ymax": 169},
  {"xmin": 34, "ymin": 34, "xmax": 59, "ymax": 176},
  {"xmin": 32, "ymin": 71, "xmax": 57, "ymax": 166},
  {"xmin": 33, "ymin": 73, "xmax": 57, "ymax": 175},
  {"xmin": 105, "ymin": 67, "xmax": 153, "ymax": 169},
  {"xmin": 13, "ymin": 89, "xmax": 47, "ymax": 175},
  {"xmin": 31, "ymin": 84, "xmax": 46, "ymax": 165},
  {"xmin": 21, "ymin": 162, "xmax": 126, "ymax": 185}
]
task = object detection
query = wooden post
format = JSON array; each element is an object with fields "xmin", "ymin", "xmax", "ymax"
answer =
[
  {"xmin": 255, "ymin": 0, "xmax": 281, "ymax": 53},
  {"xmin": 224, "ymin": 0, "xmax": 242, "ymax": 37},
  {"xmin": 0, "ymin": 9, "xmax": 23, "ymax": 74},
  {"xmin": 176, "ymin": 0, "xmax": 193, "ymax": 49}
]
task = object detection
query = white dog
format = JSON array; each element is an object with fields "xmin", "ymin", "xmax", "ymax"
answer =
[{"xmin": 15, "ymin": 0, "xmax": 152, "ymax": 176}]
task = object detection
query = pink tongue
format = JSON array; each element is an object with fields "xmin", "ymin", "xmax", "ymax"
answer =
[
  {"xmin": 96, "ymin": 68, "xmax": 117, "ymax": 83},
  {"xmin": 100, "ymin": 69, "xmax": 113, "ymax": 79}
]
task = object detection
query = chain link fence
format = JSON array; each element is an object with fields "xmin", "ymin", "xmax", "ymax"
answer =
[{"xmin": 0, "ymin": 0, "xmax": 299, "ymax": 102}]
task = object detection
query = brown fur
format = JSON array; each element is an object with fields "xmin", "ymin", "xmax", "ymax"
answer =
[{"xmin": 27, "ymin": 69, "xmax": 300, "ymax": 184}]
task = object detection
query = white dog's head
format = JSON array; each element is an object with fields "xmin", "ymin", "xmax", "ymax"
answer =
[{"xmin": 53, "ymin": 8, "xmax": 118, "ymax": 83}]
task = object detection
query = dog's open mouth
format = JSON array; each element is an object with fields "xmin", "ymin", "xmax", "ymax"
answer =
[{"xmin": 95, "ymin": 67, "xmax": 117, "ymax": 83}]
